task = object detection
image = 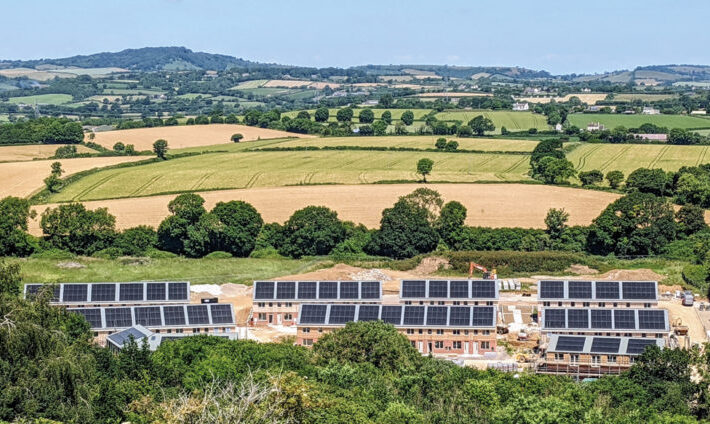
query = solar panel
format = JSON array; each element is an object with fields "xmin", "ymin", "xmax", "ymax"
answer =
[
  {"xmin": 168, "ymin": 282, "xmax": 189, "ymax": 301},
  {"xmin": 555, "ymin": 336, "xmax": 586, "ymax": 352},
  {"xmin": 134, "ymin": 306, "xmax": 162, "ymax": 326},
  {"xmin": 105, "ymin": 308, "xmax": 133, "ymax": 328},
  {"xmin": 449, "ymin": 280, "xmax": 469, "ymax": 298},
  {"xmin": 426, "ymin": 306, "xmax": 448, "ymax": 326},
  {"xmin": 254, "ymin": 281, "xmax": 275, "ymax": 300},
  {"xmin": 591, "ymin": 309, "xmax": 613, "ymax": 329},
  {"xmin": 357, "ymin": 305, "xmax": 380, "ymax": 321},
  {"xmin": 626, "ymin": 339, "xmax": 658, "ymax": 355},
  {"xmin": 69, "ymin": 308, "xmax": 102, "ymax": 328},
  {"xmin": 540, "ymin": 280, "xmax": 564, "ymax": 298},
  {"xmin": 108, "ymin": 327, "xmax": 149, "ymax": 347},
  {"xmin": 318, "ymin": 282, "xmax": 338, "ymax": 299},
  {"xmin": 339, "ymin": 281, "xmax": 359, "ymax": 299},
  {"xmin": 637, "ymin": 310, "xmax": 666, "ymax": 330},
  {"xmin": 449, "ymin": 307, "xmax": 471, "ymax": 326},
  {"xmin": 590, "ymin": 337, "xmax": 621, "ymax": 353},
  {"xmin": 62, "ymin": 284, "xmax": 88, "ymax": 302},
  {"xmin": 472, "ymin": 307, "xmax": 495, "ymax": 326},
  {"xmin": 146, "ymin": 283, "xmax": 166, "ymax": 301},
  {"xmin": 210, "ymin": 304, "xmax": 234, "ymax": 324},
  {"xmin": 471, "ymin": 280, "xmax": 496, "ymax": 298},
  {"xmin": 403, "ymin": 306, "xmax": 425, "ymax": 325},
  {"xmin": 428, "ymin": 280, "xmax": 448, "ymax": 298},
  {"xmin": 119, "ymin": 283, "xmax": 143, "ymax": 301},
  {"xmin": 91, "ymin": 283, "xmax": 116, "ymax": 302},
  {"xmin": 26, "ymin": 284, "xmax": 61, "ymax": 302},
  {"xmin": 544, "ymin": 309, "xmax": 566, "ymax": 328},
  {"xmin": 380, "ymin": 305, "xmax": 402, "ymax": 324},
  {"xmin": 360, "ymin": 281, "xmax": 380, "ymax": 299},
  {"xmin": 568, "ymin": 281, "xmax": 592, "ymax": 299},
  {"xmin": 297, "ymin": 281, "xmax": 317, "ymax": 299},
  {"xmin": 567, "ymin": 309, "xmax": 589, "ymax": 328},
  {"xmin": 614, "ymin": 310, "xmax": 636, "ymax": 329},
  {"xmin": 596, "ymin": 281, "xmax": 620, "ymax": 299},
  {"xmin": 622, "ymin": 282, "xmax": 656, "ymax": 300},
  {"xmin": 163, "ymin": 306, "xmax": 186, "ymax": 326},
  {"xmin": 329, "ymin": 305, "xmax": 356, "ymax": 324},
  {"xmin": 276, "ymin": 281, "xmax": 296, "ymax": 299},
  {"xmin": 300, "ymin": 304, "xmax": 328, "ymax": 324},
  {"xmin": 186, "ymin": 305, "xmax": 210, "ymax": 325},
  {"xmin": 24, "ymin": 284, "xmax": 42, "ymax": 297},
  {"xmin": 402, "ymin": 280, "xmax": 426, "ymax": 298}
]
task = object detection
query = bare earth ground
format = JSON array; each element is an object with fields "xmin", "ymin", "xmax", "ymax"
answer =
[
  {"xmin": 0, "ymin": 144, "xmax": 96, "ymax": 162},
  {"xmin": 0, "ymin": 156, "xmax": 148, "ymax": 198},
  {"xmin": 89, "ymin": 124, "xmax": 313, "ymax": 150},
  {"xmin": 28, "ymin": 183, "xmax": 621, "ymax": 235}
]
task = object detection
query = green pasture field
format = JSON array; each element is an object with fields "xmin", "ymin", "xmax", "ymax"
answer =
[
  {"xmin": 271, "ymin": 135, "xmax": 540, "ymax": 152},
  {"xmin": 47, "ymin": 149, "xmax": 533, "ymax": 202},
  {"xmin": 568, "ymin": 143, "xmax": 710, "ymax": 175},
  {"xmin": 434, "ymin": 110, "xmax": 550, "ymax": 132},
  {"xmin": 7, "ymin": 94, "xmax": 73, "ymax": 105},
  {"xmin": 612, "ymin": 93, "xmax": 676, "ymax": 102},
  {"xmin": 176, "ymin": 93, "xmax": 212, "ymax": 99},
  {"xmin": 567, "ymin": 113, "xmax": 710, "ymax": 130},
  {"xmin": 13, "ymin": 256, "xmax": 324, "ymax": 285}
]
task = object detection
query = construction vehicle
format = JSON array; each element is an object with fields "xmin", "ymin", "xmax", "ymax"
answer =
[
  {"xmin": 672, "ymin": 317, "xmax": 689, "ymax": 336},
  {"xmin": 469, "ymin": 262, "xmax": 497, "ymax": 279}
]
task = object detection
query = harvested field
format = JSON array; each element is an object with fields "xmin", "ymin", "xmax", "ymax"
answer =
[
  {"xmin": 47, "ymin": 150, "xmax": 533, "ymax": 202},
  {"xmin": 567, "ymin": 113, "xmax": 710, "ymax": 130},
  {"xmin": 435, "ymin": 110, "xmax": 550, "ymax": 132},
  {"xmin": 30, "ymin": 183, "xmax": 621, "ymax": 235},
  {"xmin": 89, "ymin": 124, "xmax": 313, "ymax": 150},
  {"xmin": 0, "ymin": 156, "xmax": 148, "ymax": 198},
  {"xmin": 272, "ymin": 135, "xmax": 540, "ymax": 152},
  {"xmin": 0, "ymin": 144, "xmax": 96, "ymax": 162}
]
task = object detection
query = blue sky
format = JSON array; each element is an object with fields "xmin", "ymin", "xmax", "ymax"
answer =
[{"xmin": 2, "ymin": 0, "xmax": 708, "ymax": 75}]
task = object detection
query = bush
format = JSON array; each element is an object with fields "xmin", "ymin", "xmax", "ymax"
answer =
[
  {"xmin": 114, "ymin": 225, "xmax": 157, "ymax": 256},
  {"xmin": 204, "ymin": 251, "xmax": 233, "ymax": 259},
  {"xmin": 93, "ymin": 247, "xmax": 123, "ymax": 259},
  {"xmin": 143, "ymin": 248, "xmax": 178, "ymax": 259},
  {"xmin": 681, "ymin": 264, "xmax": 708, "ymax": 289},
  {"xmin": 29, "ymin": 248, "xmax": 74, "ymax": 260},
  {"xmin": 249, "ymin": 246, "xmax": 284, "ymax": 259}
]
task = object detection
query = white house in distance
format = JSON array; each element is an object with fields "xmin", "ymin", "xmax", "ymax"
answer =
[
  {"xmin": 513, "ymin": 102, "xmax": 529, "ymax": 111},
  {"xmin": 642, "ymin": 106, "xmax": 660, "ymax": 115},
  {"xmin": 587, "ymin": 122, "xmax": 605, "ymax": 131}
]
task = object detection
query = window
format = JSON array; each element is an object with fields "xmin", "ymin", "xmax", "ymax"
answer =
[
  {"xmin": 257, "ymin": 302, "xmax": 265, "ymax": 307},
  {"xmin": 453, "ymin": 301, "xmax": 460, "ymax": 305},
  {"xmin": 453, "ymin": 330, "xmax": 461, "ymax": 335},
  {"xmin": 427, "ymin": 329, "xmax": 432, "ymax": 335},
  {"xmin": 592, "ymin": 355, "xmax": 601, "ymax": 365},
  {"xmin": 482, "ymin": 330, "xmax": 490, "ymax": 335},
  {"xmin": 286, "ymin": 302, "xmax": 292, "ymax": 307},
  {"xmin": 258, "ymin": 313, "xmax": 266, "ymax": 320},
  {"xmin": 277, "ymin": 302, "xmax": 282, "ymax": 307},
  {"xmin": 554, "ymin": 353, "xmax": 564, "ymax": 361},
  {"xmin": 268, "ymin": 302, "xmax": 273, "ymax": 307},
  {"xmin": 481, "ymin": 341, "xmax": 490, "ymax": 350},
  {"xmin": 453, "ymin": 341, "xmax": 462, "ymax": 349},
  {"xmin": 411, "ymin": 341, "xmax": 416, "ymax": 347},
  {"xmin": 543, "ymin": 301, "xmax": 550, "ymax": 307},
  {"xmin": 436, "ymin": 329, "xmax": 444, "ymax": 335},
  {"xmin": 464, "ymin": 330, "xmax": 469, "ymax": 335},
  {"xmin": 318, "ymin": 328, "xmax": 323, "ymax": 333},
  {"xmin": 284, "ymin": 314, "xmax": 293, "ymax": 320},
  {"xmin": 570, "ymin": 354, "xmax": 579, "ymax": 364},
  {"xmin": 303, "ymin": 339, "xmax": 313, "ymax": 346},
  {"xmin": 630, "ymin": 357, "xmax": 636, "ymax": 364},
  {"xmin": 644, "ymin": 303, "xmax": 651, "ymax": 308},
  {"xmin": 608, "ymin": 355, "xmax": 617, "ymax": 363},
  {"xmin": 583, "ymin": 302, "xmax": 590, "ymax": 307},
  {"xmin": 303, "ymin": 327, "xmax": 310, "ymax": 333},
  {"xmin": 418, "ymin": 329, "xmax": 423, "ymax": 334},
  {"xmin": 406, "ymin": 329, "xmax": 414, "ymax": 334},
  {"xmin": 557, "ymin": 302, "xmax": 562, "ymax": 307},
  {"xmin": 405, "ymin": 301, "xmax": 412, "ymax": 305},
  {"xmin": 434, "ymin": 341, "xmax": 444, "ymax": 349},
  {"xmin": 438, "ymin": 301, "xmax": 445, "ymax": 305},
  {"xmin": 571, "ymin": 302, "xmax": 575, "ymax": 307}
]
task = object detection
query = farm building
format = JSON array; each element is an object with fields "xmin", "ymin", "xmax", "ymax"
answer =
[
  {"xmin": 399, "ymin": 279, "xmax": 499, "ymax": 305},
  {"xmin": 250, "ymin": 280, "xmax": 382, "ymax": 326},
  {"xmin": 536, "ymin": 334, "xmax": 665, "ymax": 377},
  {"xmin": 587, "ymin": 122, "xmax": 605, "ymax": 131},
  {"xmin": 512, "ymin": 102, "xmax": 529, "ymax": 111},
  {"xmin": 633, "ymin": 133, "xmax": 668, "ymax": 141},
  {"xmin": 642, "ymin": 106, "xmax": 661, "ymax": 115},
  {"xmin": 106, "ymin": 324, "xmax": 238, "ymax": 351},
  {"xmin": 295, "ymin": 304, "xmax": 498, "ymax": 355}
]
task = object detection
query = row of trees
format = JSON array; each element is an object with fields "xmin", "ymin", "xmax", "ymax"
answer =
[
  {"xmin": 0, "ymin": 117, "xmax": 84, "ymax": 145},
  {"xmin": 1, "ymin": 274, "xmax": 709, "ymax": 423}
]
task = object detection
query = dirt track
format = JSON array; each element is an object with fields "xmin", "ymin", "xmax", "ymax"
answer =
[{"xmin": 28, "ymin": 183, "xmax": 621, "ymax": 235}]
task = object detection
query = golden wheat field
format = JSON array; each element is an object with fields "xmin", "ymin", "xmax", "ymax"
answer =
[{"xmin": 0, "ymin": 144, "xmax": 96, "ymax": 162}]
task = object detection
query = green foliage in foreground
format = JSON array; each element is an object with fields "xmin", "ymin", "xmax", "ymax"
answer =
[{"xmin": 1, "ymin": 283, "xmax": 709, "ymax": 424}]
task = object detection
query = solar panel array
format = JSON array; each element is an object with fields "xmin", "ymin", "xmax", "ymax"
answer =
[
  {"xmin": 538, "ymin": 280, "xmax": 657, "ymax": 301},
  {"xmin": 253, "ymin": 281, "xmax": 381, "ymax": 301},
  {"xmin": 297, "ymin": 304, "xmax": 496, "ymax": 327},
  {"xmin": 400, "ymin": 279, "xmax": 499, "ymax": 300},
  {"xmin": 541, "ymin": 308, "xmax": 668, "ymax": 331},
  {"xmin": 548, "ymin": 334, "xmax": 664, "ymax": 355},
  {"xmin": 68, "ymin": 303, "xmax": 235, "ymax": 329},
  {"xmin": 24, "ymin": 282, "xmax": 190, "ymax": 304}
]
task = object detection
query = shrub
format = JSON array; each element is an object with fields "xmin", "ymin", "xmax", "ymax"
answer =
[
  {"xmin": 92, "ymin": 247, "xmax": 123, "ymax": 259},
  {"xmin": 681, "ymin": 264, "xmax": 708, "ymax": 289},
  {"xmin": 204, "ymin": 251, "xmax": 233, "ymax": 259},
  {"xmin": 249, "ymin": 246, "xmax": 284, "ymax": 259},
  {"xmin": 143, "ymin": 248, "xmax": 178, "ymax": 259},
  {"xmin": 29, "ymin": 248, "xmax": 74, "ymax": 260}
]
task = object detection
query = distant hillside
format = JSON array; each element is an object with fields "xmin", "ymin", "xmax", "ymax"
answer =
[
  {"xmin": 573, "ymin": 65, "xmax": 710, "ymax": 85},
  {"xmin": 351, "ymin": 64, "xmax": 551, "ymax": 80},
  {"xmin": 0, "ymin": 47, "xmax": 270, "ymax": 71}
]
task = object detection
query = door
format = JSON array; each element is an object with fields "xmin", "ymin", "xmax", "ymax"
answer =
[
  {"xmin": 427, "ymin": 342, "xmax": 433, "ymax": 353},
  {"xmin": 268, "ymin": 314, "xmax": 273, "ymax": 324},
  {"xmin": 418, "ymin": 341, "xmax": 423, "ymax": 353},
  {"xmin": 464, "ymin": 342, "xmax": 469, "ymax": 354},
  {"xmin": 473, "ymin": 342, "xmax": 479, "ymax": 355},
  {"xmin": 277, "ymin": 314, "xmax": 282, "ymax": 325}
]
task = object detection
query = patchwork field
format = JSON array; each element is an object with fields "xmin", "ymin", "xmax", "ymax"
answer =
[
  {"xmin": 8, "ymin": 94, "xmax": 73, "ymax": 105},
  {"xmin": 567, "ymin": 113, "xmax": 710, "ymax": 130},
  {"xmin": 46, "ymin": 150, "xmax": 533, "ymax": 202},
  {"xmin": 516, "ymin": 93, "xmax": 608, "ymax": 104},
  {"xmin": 434, "ymin": 110, "xmax": 550, "ymax": 132},
  {"xmin": 89, "ymin": 124, "xmax": 313, "ymax": 150},
  {"xmin": 0, "ymin": 156, "xmax": 148, "ymax": 198},
  {"xmin": 29, "ymin": 184, "xmax": 621, "ymax": 235},
  {"xmin": 0, "ymin": 144, "xmax": 96, "ymax": 162},
  {"xmin": 269, "ymin": 136, "xmax": 540, "ymax": 152},
  {"xmin": 569, "ymin": 143, "xmax": 710, "ymax": 175},
  {"xmin": 414, "ymin": 92, "xmax": 492, "ymax": 98}
]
